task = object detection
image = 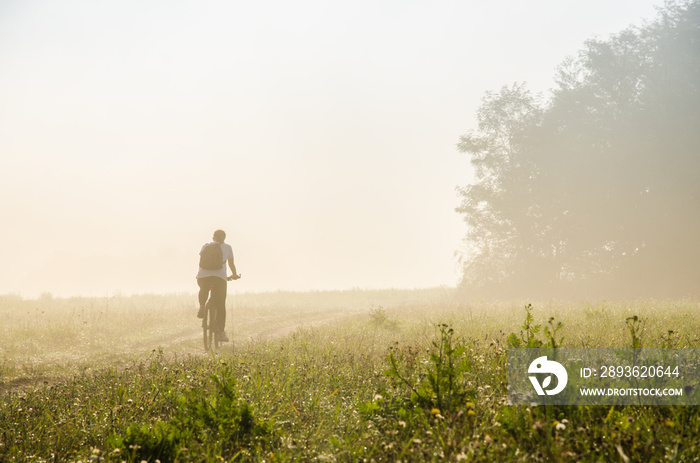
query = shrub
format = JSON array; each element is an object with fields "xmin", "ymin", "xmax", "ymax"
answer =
[
  {"xmin": 107, "ymin": 367, "xmax": 272, "ymax": 461},
  {"xmin": 507, "ymin": 304, "xmax": 563, "ymax": 348}
]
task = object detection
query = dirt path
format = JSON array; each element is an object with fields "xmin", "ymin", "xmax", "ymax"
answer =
[
  {"xmin": 1, "ymin": 308, "xmax": 361, "ymax": 394},
  {"xmin": 144, "ymin": 308, "xmax": 361, "ymax": 354}
]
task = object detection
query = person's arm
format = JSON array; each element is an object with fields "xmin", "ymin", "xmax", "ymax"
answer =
[{"xmin": 227, "ymin": 257, "xmax": 240, "ymax": 280}]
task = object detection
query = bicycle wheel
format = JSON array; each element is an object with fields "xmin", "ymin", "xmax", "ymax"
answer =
[
  {"xmin": 202, "ymin": 305, "xmax": 210, "ymax": 351},
  {"xmin": 203, "ymin": 300, "xmax": 221, "ymax": 351}
]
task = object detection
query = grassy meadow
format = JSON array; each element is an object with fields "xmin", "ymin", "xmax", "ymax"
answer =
[{"xmin": 1, "ymin": 290, "xmax": 700, "ymax": 461}]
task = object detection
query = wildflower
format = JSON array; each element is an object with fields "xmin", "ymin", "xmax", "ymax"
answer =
[
  {"xmin": 467, "ymin": 410, "xmax": 476, "ymax": 416},
  {"xmin": 555, "ymin": 422, "xmax": 566, "ymax": 431},
  {"xmin": 665, "ymin": 420, "xmax": 675, "ymax": 427},
  {"xmin": 466, "ymin": 402, "xmax": 475, "ymax": 409},
  {"xmin": 431, "ymin": 408, "xmax": 441, "ymax": 415}
]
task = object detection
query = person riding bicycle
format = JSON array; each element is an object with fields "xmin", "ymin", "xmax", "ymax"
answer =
[{"xmin": 196, "ymin": 229, "xmax": 240, "ymax": 342}]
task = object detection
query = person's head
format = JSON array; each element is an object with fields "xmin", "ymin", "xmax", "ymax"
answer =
[{"xmin": 213, "ymin": 229, "xmax": 226, "ymax": 243}]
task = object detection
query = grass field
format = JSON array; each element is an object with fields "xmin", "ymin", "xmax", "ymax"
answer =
[{"xmin": 1, "ymin": 290, "xmax": 699, "ymax": 461}]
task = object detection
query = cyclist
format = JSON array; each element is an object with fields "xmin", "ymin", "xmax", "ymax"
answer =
[{"xmin": 196, "ymin": 229, "xmax": 240, "ymax": 342}]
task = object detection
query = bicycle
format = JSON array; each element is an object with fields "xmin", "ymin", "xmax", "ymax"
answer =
[{"xmin": 202, "ymin": 273, "xmax": 241, "ymax": 352}]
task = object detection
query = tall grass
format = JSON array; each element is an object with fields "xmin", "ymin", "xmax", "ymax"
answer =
[{"xmin": 1, "ymin": 292, "xmax": 699, "ymax": 461}]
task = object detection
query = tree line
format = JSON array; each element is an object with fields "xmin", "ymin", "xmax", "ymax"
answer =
[{"xmin": 457, "ymin": 0, "xmax": 700, "ymax": 298}]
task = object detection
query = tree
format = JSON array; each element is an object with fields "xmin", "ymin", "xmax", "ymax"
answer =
[
  {"xmin": 456, "ymin": 83, "xmax": 548, "ymax": 295},
  {"xmin": 457, "ymin": 0, "xmax": 700, "ymax": 298}
]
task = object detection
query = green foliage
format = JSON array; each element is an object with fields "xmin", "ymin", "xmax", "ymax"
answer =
[
  {"xmin": 506, "ymin": 303, "xmax": 540, "ymax": 348},
  {"xmin": 457, "ymin": 0, "xmax": 700, "ymax": 298},
  {"xmin": 107, "ymin": 421, "xmax": 183, "ymax": 463},
  {"xmin": 107, "ymin": 367, "xmax": 271, "ymax": 462},
  {"xmin": 385, "ymin": 324, "xmax": 474, "ymax": 412},
  {"xmin": 174, "ymin": 368, "xmax": 272, "ymax": 446},
  {"xmin": 368, "ymin": 306, "xmax": 398, "ymax": 330},
  {"xmin": 661, "ymin": 329, "xmax": 678, "ymax": 349},
  {"xmin": 3, "ymin": 294, "xmax": 700, "ymax": 462},
  {"xmin": 425, "ymin": 324, "xmax": 472, "ymax": 411},
  {"xmin": 544, "ymin": 316, "xmax": 565, "ymax": 349},
  {"xmin": 626, "ymin": 315, "xmax": 644, "ymax": 349},
  {"xmin": 355, "ymin": 324, "xmax": 486, "ymax": 460},
  {"xmin": 507, "ymin": 304, "xmax": 564, "ymax": 348}
]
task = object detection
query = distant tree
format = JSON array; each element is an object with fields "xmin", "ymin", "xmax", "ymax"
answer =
[
  {"xmin": 457, "ymin": 0, "xmax": 700, "ymax": 298},
  {"xmin": 456, "ymin": 84, "xmax": 546, "ymax": 293}
]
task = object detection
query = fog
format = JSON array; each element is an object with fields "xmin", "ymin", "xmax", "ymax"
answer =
[
  {"xmin": 0, "ymin": 1, "xmax": 662, "ymax": 297},
  {"xmin": 455, "ymin": 0, "xmax": 700, "ymax": 299}
]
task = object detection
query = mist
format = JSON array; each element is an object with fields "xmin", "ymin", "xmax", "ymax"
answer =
[
  {"xmin": 0, "ymin": 0, "xmax": 665, "ymax": 298},
  {"xmin": 455, "ymin": 0, "xmax": 700, "ymax": 299},
  {"xmin": 3, "ymin": 5, "xmax": 700, "ymax": 460}
]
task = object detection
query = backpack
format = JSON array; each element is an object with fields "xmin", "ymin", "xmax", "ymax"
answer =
[{"xmin": 199, "ymin": 242, "xmax": 223, "ymax": 270}]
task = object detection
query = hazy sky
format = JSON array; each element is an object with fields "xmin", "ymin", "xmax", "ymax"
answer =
[{"xmin": 0, "ymin": 0, "xmax": 662, "ymax": 297}]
